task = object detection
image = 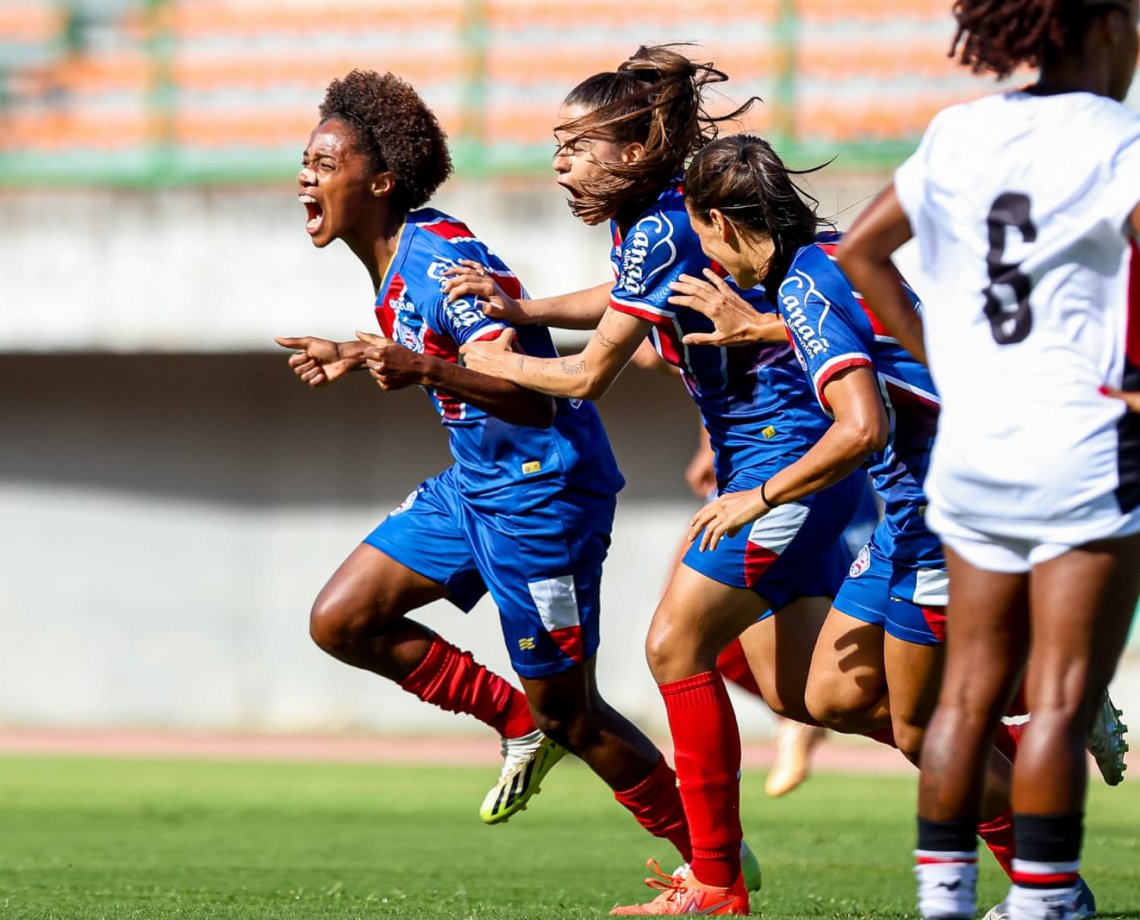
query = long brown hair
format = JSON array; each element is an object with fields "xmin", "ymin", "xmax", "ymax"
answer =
[
  {"xmin": 683, "ymin": 134, "xmax": 829, "ymax": 303},
  {"xmin": 558, "ymin": 44, "xmax": 756, "ymax": 225}
]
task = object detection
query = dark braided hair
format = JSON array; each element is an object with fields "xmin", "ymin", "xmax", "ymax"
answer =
[
  {"xmin": 950, "ymin": 0, "xmax": 1131, "ymax": 79},
  {"xmin": 557, "ymin": 44, "xmax": 757, "ymax": 226},
  {"xmin": 319, "ymin": 69, "xmax": 452, "ymax": 213},
  {"xmin": 683, "ymin": 134, "xmax": 830, "ymax": 304}
]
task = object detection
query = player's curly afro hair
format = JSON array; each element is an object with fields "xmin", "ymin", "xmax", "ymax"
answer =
[
  {"xmin": 319, "ymin": 69, "xmax": 453, "ymax": 213},
  {"xmin": 951, "ymin": 0, "xmax": 1130, "ymax": 79}
]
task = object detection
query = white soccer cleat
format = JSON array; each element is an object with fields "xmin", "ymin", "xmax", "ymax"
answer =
[
  {"xmin": 479, "ymin": 729, "xmax": 566, "ymax": 825},
  {"xmin": 1086, "ymin": 690, "xmax": 1128, "ymax": 786}
]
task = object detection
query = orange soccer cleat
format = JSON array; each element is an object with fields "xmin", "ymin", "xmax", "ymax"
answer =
[{"xmin": 610, "ymin": 860, "xmax": 750, "ymax": 915}]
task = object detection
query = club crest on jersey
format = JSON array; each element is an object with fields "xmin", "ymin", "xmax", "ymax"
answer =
[
  {"xmin": 389, "ymin": 486, "xmax": 422, "ymax": 517},
  {"xmin": 849, "ymin": 543, "xmax": 871, "ymax": 578},
  {"xmin": 781, "ymin": 271, "xmax": 830, "ymax": 357},
  {"xmin": 427, "ymin": 257, "xmax": 459, "ymax": 284},
  {"xmin": 620, "ymin": 214, "xmax": 676, "ymax": 295}
]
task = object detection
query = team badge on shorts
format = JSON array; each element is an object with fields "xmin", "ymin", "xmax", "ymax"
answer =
[
  {"xmin": 389, "ymin": 486, "xmax": 422, "ymax": 517},
  {"xmin": 849, "ymin": 543, "xmax": 871, "ymax": 578}
]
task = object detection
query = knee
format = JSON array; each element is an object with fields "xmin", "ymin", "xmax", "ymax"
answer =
[
  {"xmin": 644, "ymin": 628, "xmax": 673, "ymax": 681},
  {"xmin": 308, "ymin": 595, "xmax": 355, "ymax": 655},
  {"xmin": 529, "ymin": 706, "xmax": 595, "ymax": 754},
  {"xmin": 891, "ymin": 719, "xmax": 926, "ymax": 764},
  {"xmin": 645, "ymin": 620, "xmax": 708, "ymax": 684},
  {"xmin": 308, "ymin": 588, "xmax": 393, "ymax": 656},
  {"xmin": 804, "ymin": 674, "xmax": 881, "ymax": 733}
]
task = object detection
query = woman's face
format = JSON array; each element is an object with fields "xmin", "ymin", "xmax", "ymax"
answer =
[
  {"xmin": 686, "ymin": 203, "xmax": 763, "ymax": 290},
  {"xmin": 297, "ymin": 117, "xmax": 379, "ymax": 248},
  {"xmin": 551, "ymin": 102, "xmax": 640, "ymax": 224}
]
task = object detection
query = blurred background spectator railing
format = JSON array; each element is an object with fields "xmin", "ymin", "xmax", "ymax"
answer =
[{"xmin": 0, "ymin": 0, "xmax": 985, "ymax": 187}]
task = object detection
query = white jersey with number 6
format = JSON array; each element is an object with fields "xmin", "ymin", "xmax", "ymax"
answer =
[{"xmin": 894, "ymin": 89, "xmax": 1140, "ymax": 544}]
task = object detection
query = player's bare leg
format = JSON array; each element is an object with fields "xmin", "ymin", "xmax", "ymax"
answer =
[
  {"xmin": 309, "ymin": 544, "xmax": 447, "ymax": 679},
  {"xmin": 308, "ymin": 543, "xmax": 541, "ymax": 821},
  {"xmin": 881, "ymin": 635, "xmax": 942, "ymax": 763},
  {"xmin": 915, "ymin": 547, "xmax": 1029, "ymax": 919},
  {"xmin": 996, "ymin": 534, "xmax": 1140, "ymax": 919},
  {"xmin": 803, "ymin": 610, "xmax": 892, "ymax": 735},
  {"xmin": 516, "ymin": 659, "xmax": 695, "ymax": 853},
  {"xmin": 735, "ymin": 596, "xmax": 830, "ymax": 726}
]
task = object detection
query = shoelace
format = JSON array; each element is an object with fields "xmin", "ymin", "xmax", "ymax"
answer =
[{"xmin": 641, "ymin": 860, "xmax": 687, "ymax": 901}]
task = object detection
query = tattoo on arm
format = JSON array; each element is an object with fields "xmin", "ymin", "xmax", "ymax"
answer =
[{"xmin": 560, "ymin": 359, "xmax": 586, "ymax": 377}]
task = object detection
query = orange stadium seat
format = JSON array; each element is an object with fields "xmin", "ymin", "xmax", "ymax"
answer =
[
  {"xmin": 0, "ymin": 0, "xmax": 1001, "ymax": 176},
  {"xmin": 486, "ymin": 0, "xmax": 779, "ymax": 30},
  {"xmin": 797, "ymin": 37, "xmax": 962, "ymax": 81},
  {"xmin": 798, "ymin": 0, "xmax": 948, "ymax": 24},
  {"xmin": 170, "ymin": 50, "xmax": 461, "ymax": 94},
  {"xmin": 0, "ymin": 4, "xmax": 67, "ymax": 43},
  {"xmin": 2, "ymin": 108, "xmax": 149, "ymax": 153},
  {"xmin": 167, "ymin": 1, "xmax": 463, "ymax": 40}
]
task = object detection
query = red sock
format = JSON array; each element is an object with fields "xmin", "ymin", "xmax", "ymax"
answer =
[
  {"xmin": 399, "ymin": 635, "xmax": 535, "ymax": 738},
  {"xmin": 977, "ymin": 808, "xmax": 1015, "ymax": 879},
  {"xmin": 614, "ymin": 755, "xmax": 692, "ymax": 861},
  {"xmin": 716, "ymin": 639, "xmax": 762, "ymax": 698},
  {"xmin": 661, "ymin": 671, "xmax": 741, "ymax": 888}
]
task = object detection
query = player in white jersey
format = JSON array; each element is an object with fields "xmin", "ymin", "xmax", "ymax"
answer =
[{"xmin": 838, "ymin": 2, "xmax": 1140, "ymax": 919}]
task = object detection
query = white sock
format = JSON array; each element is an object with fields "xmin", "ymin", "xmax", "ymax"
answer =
[
  {"xmin": 915, "ymin": 851, "xmax": 978, "ymax": 919},
  {"xmin": 1005, "ymin": 883, "xmax": 1080, "ymax": 920}
]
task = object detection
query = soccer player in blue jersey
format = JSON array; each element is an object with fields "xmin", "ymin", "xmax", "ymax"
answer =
[
  {"xmin": 453, "ymin": 46, "xmax": 868, "ymax": 916},
  {"xmin": 674, "ymin": 133, "xmax": 1100, "ymax": 916},
  {"xmin": 274, "ymin": 69, "xmax": 698, "ymax": 859}
]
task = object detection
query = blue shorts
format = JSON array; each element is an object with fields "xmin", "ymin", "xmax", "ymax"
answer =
[
  {"xmin": 364, "ymin": 467, "xmax": 614, "ymax": 678},
  {"xmin": 834, "ymin": 535, "xmax": 948, "ymax": 646},
  {"xmin": 682, "ymin": 471, "xmax": 865, "ymax": 610}
]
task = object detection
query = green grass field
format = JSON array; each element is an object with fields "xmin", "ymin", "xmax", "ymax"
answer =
[{"xmin": 2, "ymin": 754, "xmax": 1138, "ymax": 919}]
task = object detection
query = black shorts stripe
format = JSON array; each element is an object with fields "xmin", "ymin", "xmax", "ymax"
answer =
[{"xmin": 1115, "ymin": 355, "xmax": 1140, "ymax": 513}]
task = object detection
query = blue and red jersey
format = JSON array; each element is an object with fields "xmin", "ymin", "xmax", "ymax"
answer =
[
  {"xmin": 779, "ymin": 232, "xmax": 942, "ymax": 568},
  {"xmin": 374, "ymin": 208, "xmax": 624, "ymax": 511},
  {"xmin": 607, "ymin": 181, "xmax": 832, "ymax": 491}
]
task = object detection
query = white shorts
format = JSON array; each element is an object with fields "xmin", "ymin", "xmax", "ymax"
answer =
[{"xmin": 930, "ymin": 505, "xmax": 1140, "ymax": 574}]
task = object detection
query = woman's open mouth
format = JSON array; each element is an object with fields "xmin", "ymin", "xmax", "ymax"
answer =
[{"xmin": 299, "ymin": 194, "xmax": 324, "ymax": 235}]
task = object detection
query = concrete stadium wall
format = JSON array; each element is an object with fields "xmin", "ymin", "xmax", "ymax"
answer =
[
  {"xmin": 0, "ymin": 352, "xmax": 766, "ymax": 736},
  {"xmin": 2, "ymin": 178, "xmax": 1138, "ymax": 739}
]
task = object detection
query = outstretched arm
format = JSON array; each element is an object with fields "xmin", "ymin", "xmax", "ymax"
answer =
[
  {"xmin": 357, "ymin": 331, "xmax": 555, "ymax": 428},
  {"xmin": 443, "ymin": 262, "xmax": 613, "ymax": 330},
  {"xmin": 460, "ymin": 308, "xmax": 651, "ymax": 401},
  {"xmin": 836, "ymin": 185, "xmax": 926, "ymax": 364},
  {"xmin": 689, "ymin": 365, "xmax": 885, "ymax": 551},
  {"xmin": 274, "ymin": 335, "xmax": 369, "ymax": 386}
]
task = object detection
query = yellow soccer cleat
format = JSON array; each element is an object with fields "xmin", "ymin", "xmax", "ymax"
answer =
[{"xmin": 479, "ymin": 729, "xmax": 566, "ymax": 825}]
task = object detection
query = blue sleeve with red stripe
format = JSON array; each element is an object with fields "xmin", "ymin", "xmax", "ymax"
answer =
[
  {"xmin": 608, "ymin": 210, "xmax": 689, "ymax": 325},
  {"xmin": 408, "ymin": 242, "xmax": 510, "ymax": 349},
  {"xmin": 779, "ymin": 244, "xmax": 873, "ymax": 410}
]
